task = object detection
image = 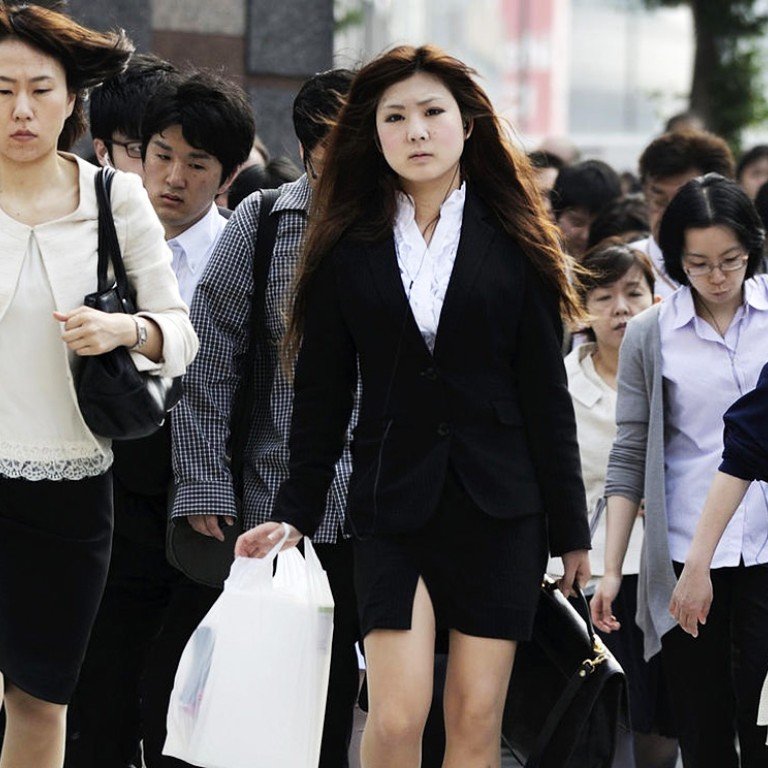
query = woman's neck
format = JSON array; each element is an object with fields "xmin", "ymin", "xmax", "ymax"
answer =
[
  {"xmin": 693, "ymin": 292, "xmax": 741, "ymax": 338},
  {"xmin": 400, "ymin": 165, "xmax": 462, "ymax": 244},
  {"xmin": 591, "ymin": 344, "xmax": 619, "ymax": 390},
  {"xmin": 0, "ymin": 152, "xmax": 79, "ymax": 225}
]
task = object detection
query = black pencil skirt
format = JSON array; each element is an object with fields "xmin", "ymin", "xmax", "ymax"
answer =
[
  {"xmin": 0, "ymin": 473, "xmax": 113, "ymax": 704},
  {"xmin": 353, "ymin": 468, "xmax": 548, "ymax": 641}
]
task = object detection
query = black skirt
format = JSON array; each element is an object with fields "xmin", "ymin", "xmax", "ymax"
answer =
[
  {"xmin": 353, "ymin": 468, "xmax": 547, "ymax": 641},
  {"xmin": 0, "ymin": 473, "xmax": 113, "ymax": 704}
]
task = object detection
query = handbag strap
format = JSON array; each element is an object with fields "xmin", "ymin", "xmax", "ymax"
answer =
[
  {"xmin": 228, "ymin": 188, "xmax": 281, "ymax": 493},
  {"xmin": 94, "ymin": 167, "xmax": 134, "ymax": 311}
]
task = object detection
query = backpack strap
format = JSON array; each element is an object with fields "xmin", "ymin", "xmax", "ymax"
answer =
[{"xmin": 229, "ymin": 188, "xmax": 281, "ymax": 493}]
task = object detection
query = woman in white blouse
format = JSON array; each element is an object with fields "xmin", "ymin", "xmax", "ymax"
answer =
[
  {"xmin": 592, "ymin": 174, "xmax": 768, "ymax": 766},
  {"xmin": 0, "ymin": 7, "xmax": 197, "ymax": 768},
  {"xmin": 236, "ymin": 45, "xmax": 591, "ymax": 767}
]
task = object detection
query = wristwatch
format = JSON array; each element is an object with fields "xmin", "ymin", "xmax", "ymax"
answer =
[{"xmin": 130, "ymin": 316, "xmax": 148, "ymax": 350}]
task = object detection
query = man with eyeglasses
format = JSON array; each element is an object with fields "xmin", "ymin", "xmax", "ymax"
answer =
[
  {"xmin": 631, "ymin": 129, "xmax": 735, "ymax": 298},
  {"xmin": 90, "ymin": 53, "xmax": 178, "ymax": 178}
]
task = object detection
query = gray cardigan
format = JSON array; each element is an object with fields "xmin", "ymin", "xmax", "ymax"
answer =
[{"xmin": 605, "ymin": 303, "xmax": 678, "ymax": 660}]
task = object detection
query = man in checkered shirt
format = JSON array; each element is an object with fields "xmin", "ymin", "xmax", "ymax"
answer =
[{"xmin": 170, "ymin": 70, "xmax": 359, "ymax": 768}]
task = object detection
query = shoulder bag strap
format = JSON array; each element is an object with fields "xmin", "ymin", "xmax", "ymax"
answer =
[
  {"xmin": 229, "ymin": 188, "xmax": 281, "ymax": 493},
  {"xmin": 95, "ymin": 167, "xmax": 134, "ymax": 312}
]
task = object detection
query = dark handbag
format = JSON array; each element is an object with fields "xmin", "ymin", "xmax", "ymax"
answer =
[
  {"xmin": 502, "ymin": 576, "xmax": 631, "ymax": 768},
  {"xmin": 76, "ymin": 167, "xmax": 182, "ymax": 440},
  {"xmin": 166, "ymin": 189, "xmax": 280, "ymax": 588}
]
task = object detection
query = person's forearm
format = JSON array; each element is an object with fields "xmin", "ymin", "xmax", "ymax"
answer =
[
  {"xmin": 685, "ymin": 471, "xmax": 751, "ymax": 570},
  {"xmin": 603, "ymin": 494, "xmax": 640, "ymax": 576}
]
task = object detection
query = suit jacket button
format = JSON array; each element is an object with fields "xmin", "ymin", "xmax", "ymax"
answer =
[
  {"xmin": 421, "ymin": 367, "xmax": 438, "ymax": 381},
  {"xmin": 436, "ymin": 422, "xmax": 450, "ymax": 437}
]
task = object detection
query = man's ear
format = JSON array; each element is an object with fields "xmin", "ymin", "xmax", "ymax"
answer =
[
  {"xmin": 93, "ymin": 138, "xmax": 112, "ymax": 168},
  {"xmin": 217, "ymin": 166, "xmax": 240, "ymax": 197}
]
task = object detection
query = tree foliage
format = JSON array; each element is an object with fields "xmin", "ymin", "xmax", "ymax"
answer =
[{"xmin": 642, "ymin": 0, "xmax": 768, "ymax": 149}]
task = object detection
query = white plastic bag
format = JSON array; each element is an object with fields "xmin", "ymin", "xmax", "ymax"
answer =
[{"xmin": 163, "ymin": 531, "xmax": 335, "ymax": 768}]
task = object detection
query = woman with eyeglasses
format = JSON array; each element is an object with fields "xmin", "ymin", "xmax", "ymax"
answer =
[
  {"xmin": 0, "ymin": 6, "xmax": 197, "ymax": 767},
  {"xmin": 591, "ymin": 173, "xmax": 768, "ymax": 766}
]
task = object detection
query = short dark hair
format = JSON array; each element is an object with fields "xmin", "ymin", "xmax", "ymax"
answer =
[
  {"xmin": 736, "ymin": 144, "xmax": 768, "ymax": 183},
  {"xmin": 639, "ymin": 130, "xmax": 734, "ymax": 184},
  {"xmin": 292, "ymin": 68, "xmax": 355, "ymax": 153},
  {"xmin": 141, "ymin": 70, "xmax": 256, "ymax": 183},
  {"xmin": 587, "ymin": 193, "xmax": 650, "ymax": 249},
  {"xmin": 551, "ymin": 159, "xmax": 621, "ymax": 218},
  {"xmin": 577, "ymin": 239, "xmax": 655, "ymax": 340},
  {"xmin": 89, "ymin": 53, "xmax": 177, "ymax": 144},
  {"xmin": 527, "ymin": 150, "xmax": 564, "ymax": 171},
  {"xmin": 658, "ymin": 173, "xmax": 765, "ymax": 285},
  {"xmin": 0, "ymin": 3, "xmax": 133, "ymax": 150},
  {"xmin": 227, "ymin": 156, "xmax": 301, "ymax": 209}
]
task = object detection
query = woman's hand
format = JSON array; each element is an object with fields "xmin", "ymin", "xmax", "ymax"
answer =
[
  {"xmin": 669, "ymin": 562, "xmax": 712, "ymax": 638},
  {"xmin": 591, "ymin": 572, "xmax": 622, "ymax": 633},
  {"xmin": 558, "ymin": 549, "xmax": 591, "ymax": 598},
  {"xmin": 235, "ymin": 521, "xmax": 303, "ymax": 558},
  {"xmin": 54, "ymin": 306, "xmax": 136, "ymax": 355}
]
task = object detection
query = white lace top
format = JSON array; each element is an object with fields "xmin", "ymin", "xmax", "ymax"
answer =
[
  {"xmin": 393, "ymin": 182, "xmax": 466, "ymax": 352},
  {"xmin": 0, "ymin": 234, "xmax": 109, "ymax": 480}
]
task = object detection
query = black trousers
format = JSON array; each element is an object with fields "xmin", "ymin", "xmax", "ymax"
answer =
[
  {"xmin": 661, "ymin": 561, "xmax": 768, "ymax": 768},
  {"xmin": 140, "ymin": 537, "xmax": 360, "ymax": 768}
]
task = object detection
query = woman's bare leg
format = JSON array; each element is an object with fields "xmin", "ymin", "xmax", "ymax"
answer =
[
  {"xmin": 360, "ymin": 578, "xmax": 436, "ymax": 768},
  {"xmin": 0, "ymin": 681, "xmax": 67, "ymax": 768},
  {"xmin": 442, "ymin": 630, "xmax": 516, "ymax": 768}
]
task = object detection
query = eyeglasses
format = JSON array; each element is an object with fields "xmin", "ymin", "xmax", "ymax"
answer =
[
  {"xmin": 105, "ymin": 139, "xmax": 143, "ymax": 159},
  {"xmin": 682, "ymin": 251, "xmax": 749, "ymax": 278}
]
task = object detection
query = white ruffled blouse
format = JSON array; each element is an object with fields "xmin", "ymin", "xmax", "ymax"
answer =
[{"xmin": 393, "ymin": 182, "xmax": 466, "ymax": 352}]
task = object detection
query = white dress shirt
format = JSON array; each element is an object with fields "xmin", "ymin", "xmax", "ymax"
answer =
[
  {"xmin": 393, "ymin": 183, "xmax": 466, "ymax": 352},
  {"xmin": 660, "ymin": 276, "xmax": 768, "ymax": 567},
  {"xmin": 168, "ymin": 204, "xmax": 228, "ymax": 306}
]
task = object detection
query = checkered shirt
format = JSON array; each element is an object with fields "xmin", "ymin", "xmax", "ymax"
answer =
[{"xmin": 171, "ymin": 175, "xmax": 354, "ymax": 543}]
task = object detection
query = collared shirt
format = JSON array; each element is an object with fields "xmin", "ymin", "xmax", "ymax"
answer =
[
  {"xmin": 167, "ymin": 204, "xmax": 228, "ymax": 306},
  {"xmin": 394, "ymin": 183, "xmax": 465, "ymax": 352},
  {"xmin": 171, "ymin": 176, "xmax": 354, "ymax": 542},
  {"xmin": 630, "ymin": 235, "xmax": 679, "ymax": 299},
  {"xmin": 660, "ymin": 276, "xmax": 768, "ymax": 567}
]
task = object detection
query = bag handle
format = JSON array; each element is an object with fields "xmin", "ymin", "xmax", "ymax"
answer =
[{"xmin": 94, "ymin": 167, "xmax": 135, "ymax": 313}]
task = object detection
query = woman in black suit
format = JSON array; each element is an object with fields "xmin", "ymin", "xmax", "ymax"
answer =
[{"xmin": 237, "ymin": 45, "xmax": 591, "ymax": 767}]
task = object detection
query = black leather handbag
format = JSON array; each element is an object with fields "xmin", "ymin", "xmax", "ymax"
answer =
[
  {"xmin": 502, "ymin": 576, "xmax": 631, "ymax": 768},
  {"xmin": 76, "ymin": 167, "xmax": 182, "ymax": 440}
]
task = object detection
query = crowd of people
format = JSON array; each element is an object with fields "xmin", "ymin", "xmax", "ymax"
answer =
[{"xmin": 2, "ymin": 3, "xmax": 768, "ymax": 768}]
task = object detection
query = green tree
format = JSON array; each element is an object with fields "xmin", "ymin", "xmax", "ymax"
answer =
[{"xmin": 643, "ymin": 0, "xmax": 768, "ymax": 149}]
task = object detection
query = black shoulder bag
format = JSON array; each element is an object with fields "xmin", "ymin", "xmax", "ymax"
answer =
[
  {"xmin": 502, "ymin": 576, "xmax": 631, "ymax": 767},
  {"xmin": 76, "ymin": 167, "xmax": 182, "ymax": 440},
  {"xmin": 166, "ymin": 188, "xmax": 281, "ymax": 588}
]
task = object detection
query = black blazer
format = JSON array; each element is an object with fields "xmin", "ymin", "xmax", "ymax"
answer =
[{"xmin": 274, "ymin": 188, "xmax": 589, "ymax": 556}]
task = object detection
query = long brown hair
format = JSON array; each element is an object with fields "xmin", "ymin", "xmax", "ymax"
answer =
[
  {"xmin": 284, "ymin": 44, "xmax": 584, "ymax": 360},
  {"xmin": 0, "ymin": 3, "xmax": 133, "ymax": 150}
]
